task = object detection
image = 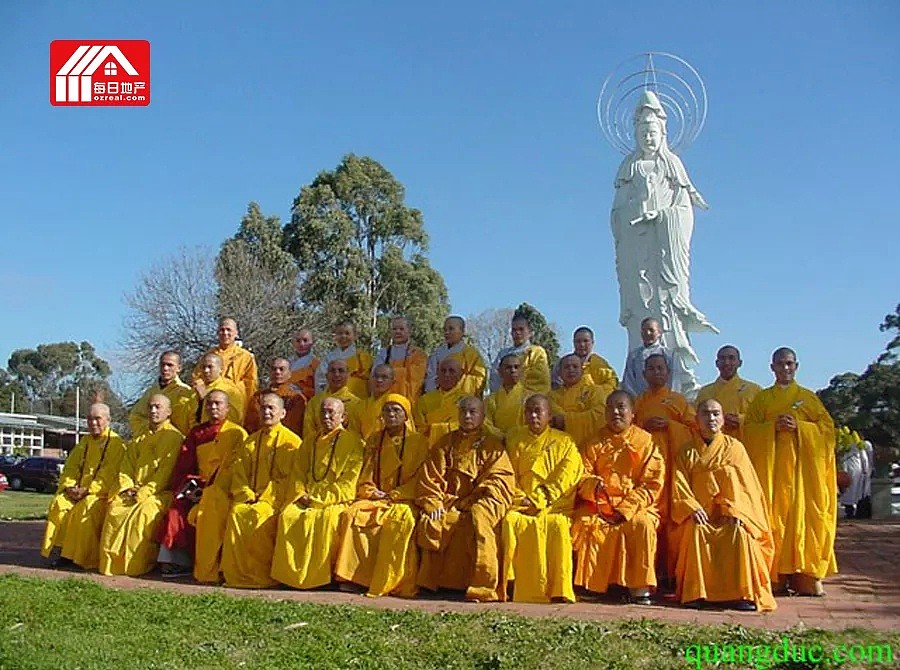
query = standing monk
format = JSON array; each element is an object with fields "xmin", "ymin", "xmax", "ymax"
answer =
[
  {"xmin": 315, "ymin": 321, "xmax": 372, "ymax": 398},
  {"xmin": 671, "ymin": 400, "xmax": 776, "ymax": 612},
  {"xmin": 304, "ymin": 359, "xmax": 362, "ymax": 445},
  {"xmin": 373, "ymin": 316, "xmax": 428, "ymax": 403},
  {"xmin": 415, "ymin": 397, "xmax": 515, "ymax": 602},
  {"xmin": 357, "ymin": 364, "xmax": 397, "ymax": 440},
  {"xmin": 157, "ymin": 391, "xmax": 247, "ymax": 581},
  {"xmin": 548, "ymin": 354, "xmax": 607, "ymax": 451},
  {"xmin": 489, "ymin": 314, "xmax": 551, "ymax": 395},
  {"xmin": 484, "ymin": 354, "xmax": 527, "ymax": 439},
  {"xmin": 501, "ymin": 395, "xmax": 583, "ymax": 603},
  {"xmin": 744, "ymin": 347, "xmax": 837, "ymax": 596},
  {"xmin": 414, "ymin": 357, "xmax": 468, "ymax": 448},
  {"xmin": 129, "ymin": 351, "xmax": 195, "ymax": 436},
  {"xmin": 552, "ymin": 327, "xmax": 618, "ymax": 395},
  {"xmin": 271, "ymin": 398, "xmax": 364, "ymax": 589},
  {"xmin": 289, "ymin": 328, "xmax": 319, "ymax": 400},
  {"xmin": 222, "ymin": 393, "xmax": 301, "ymax": 588},
  {"xmin": 100, "ymin": 395, "xmax": 183, "ymax": 576},
  {"xmin": 244, "ymin": 357, "xmax": 307, "ymax": 436},
  {"xmin": 695, "ymin": 345, "xmax": 761, "ymax": 441},
  {"xmin": 42, "ymin": 403, "xmax": 126, "ymax": 569},
  {"xmin": 622, "ymin": 318, "xmax": 674, "ymax": 397},
  {"xmin": 334, "ymin": 395, "xmax": 429, "ymax": 597},
  {"xmin": 193, "ymin": 317, "xmax": 258, "ymax": 418},
  {"xmin": 425, "ymin": 316, "xmax": 487, "ymax": 396},
  {"xmin": 573, "ymin": 390, "xmax": 665, "ymax": 605}
]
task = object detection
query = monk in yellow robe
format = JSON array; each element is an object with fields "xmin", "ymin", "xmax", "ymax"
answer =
[
  {"xmin": 158, "ymin": 391, "xmax": 247, "ymax": 581},
  {"xmin": 549, "ymin": 354, "xmax": 607, "ymax": 450},
  {"xmin": 501, "ymin": 394, "xmax": 583, "ymax": 603},
  {"xmin": 634, "ymin": 353, "xmax": 696, "ymax": 579},
  {"xmin": 695, "ymin": 345, "xmax": 761, "ymax": 441},
  {"xmin": 245, "ymin": 357, "xmax": 307, "ymax": 436},
  {"xmin": 42, "ymin": 403, "xmax": 126, "ymax": 569},
  {"xmin": 671, "ymin": 399, "xmax": 776, "ymax": 612},
  {"xmin": 304, "ymin": 359, "xmax": 362, "ymax": 445},
  {"xmin": 373, "ymin": 316, "xmax": 428, "ymax": 402},
  {"xmin": 356, "ymin": 364, "xmax": 397, "ymax": 439},
  {"xmin": 193, "ymin": 317, "xmax": 258, "ymax": 417},
  {"xmin": 416, "ymin": 396, "xmax": 515, "ymax": 602},
  {"xmin": 272, "ymin": 397, "xmax": 364, "ymax": 589},
  {"xmin": 129, "ymin": 351, "xmax": 195, "ymax": 436},
  {"xmin": 425, "ymin": 316, "xmax": 487, "ymax": 396},
  {"xmin": 222, "ymin": 393, "xmax": 301, "ymax": 588},
  {"xmin": 573, "ymin": 390, "xmax": 665, "ymax": 604},
  {"xmin": 744, "ymin": 347, "xmax": 837, "ymax": 597},
  {"xmin": 414, "ymin": 357, "xmax": 468, "ymax": 447},
  {"xmin": 193, "ymin": 353, "xmax": 245, "ymax": 427},
  {"xmin": 334, "ymin": 394, "xmax": 429, "ymax": 597},
  {"xmin": 100, "ymin": 395, "xmax": 183, "ymax": 576},
  {"xmin": 289, "ymin": 328, "xmax": 320, "ymax": 400},
  {"xmin": 315, "ymin": 321, "xmax": 373, "ymax": 398},
  {"xmin": 484, "ymin": 354, "xmax": 527, "ymax": 439},
  {"xmin": 552, "ymin": 326, "xmax": 619, "ymax": 395},
  {"xmin": 489, "ymin": 314, "xmax": 551, "ymax": 395}
]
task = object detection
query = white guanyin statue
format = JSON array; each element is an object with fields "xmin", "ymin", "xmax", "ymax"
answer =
[{"xmin": 611, "ymin": 90, "xmax": 717, "ymax": 396}]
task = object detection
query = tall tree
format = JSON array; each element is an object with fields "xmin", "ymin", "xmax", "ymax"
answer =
[
  {"xmin": 467, "ymin": 308, "xmax": 515, "ymax": 365},
  {"xmin": 216, "ymin": 202, "xmax": 327, "ymax": 367},
  {"xmin": 514, "ymin": 302, "xmax": 561, "ymax": 363},
  {"xmin": 0, "ymin": 369, "xmax": 27, "ymax": 413},
  {"xmin": 121, "ymin": 246, "xmax": 218, "ymax": 375},
  {"xmin": 283, "ymin": 154, "xmax": 449, "ymax": 350}
]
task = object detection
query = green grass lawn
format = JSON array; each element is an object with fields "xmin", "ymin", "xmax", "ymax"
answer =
[
  {"xmin": 0, "ymin": 575, "xmax": 896, "ymax": 670},
  {"xmin": 0, "ymin": 491, "xmax": 51, "ymax": 520}
]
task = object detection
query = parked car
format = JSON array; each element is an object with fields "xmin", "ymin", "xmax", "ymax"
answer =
[
  {"xmin": 3, "ymin": 457, "xmax": 65, "ymax": 493},
  {"xmin": 0, "ymin": 454, "xmax": 22, "ymax": 468},
  {"xmin": 0, "ymin": 473, "xmax": 8, "ymax": 491}
]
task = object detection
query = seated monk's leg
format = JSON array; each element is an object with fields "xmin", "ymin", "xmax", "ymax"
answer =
[
  {"xmin": 466, "ymin": 504, "xmax": 502, "ymax": 602},
  {"xmin": 367, "ymin": 503, "xmax": 418, "ymax": 598},
  {"xmin": 544, "ymin": 513, "xmax": 575, "ymax": 603},
  {"xmin": 61, "ymin": 495, "xmax": 108, "ymax": 569},
  {"xmin": 620, "ymin": 511, "xmax": 658, "ymax": 592},
  {"xmin": 41, "ymin": 493, "xmax": 75, "ymax": 559}
]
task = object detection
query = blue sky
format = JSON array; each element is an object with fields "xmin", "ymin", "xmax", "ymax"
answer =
[{"xmin": 1, "ymin": 0, "xmax": 897, "ymax": 398}]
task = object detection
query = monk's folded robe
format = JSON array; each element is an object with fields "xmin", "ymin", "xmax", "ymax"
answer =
[
  {"xmin": 483, "ymin": 383, "xmax": 527, "ymax": 440},
  {"xmin": 548, "ymin": 377, "xmax": 607, "ymax": 450},
  {"xmin": 695, "ymin": 376, "xmax": 761, "ymax": 442},
  {"xmin": 414, "ymin": 385, "xmax": 467, "ymax": 448},
  {"xmin": 99, "ymin": 420, "xmax": 183, "ymax": 576}
]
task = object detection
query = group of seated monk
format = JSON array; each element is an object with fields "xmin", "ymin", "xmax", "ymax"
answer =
[{"xmin": 39, "ymin": 312, "xmax": 838, "ymax": 614}]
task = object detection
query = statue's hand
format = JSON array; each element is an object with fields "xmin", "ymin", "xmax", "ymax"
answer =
[
  {"xmin": 690, "ymin": 191, "xmax": 709, "ymax": 210},
  {"xmin": 643, "ymin": 210, "xmax": 658, "ymax": 221}
]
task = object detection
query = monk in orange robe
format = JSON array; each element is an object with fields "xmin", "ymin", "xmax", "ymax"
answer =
[
  {"xmin": 415, "ymin": 396, "xmax": 515, "ymax": 602},
  {"xmin": 289, "ymin": 328, "xmax": 319, "ymax": 400},
  {"xmin": 244, "ymin": 357, "xmax": 306, "ymax": 436},
  {"xmin": 414, "ymin": 357, "xmax": 468, "ymax": 447},
  {"xmin": 356, "ymin": 364, "xmax": 398, "ymax": 440},
  {"xmin": 671, "ymin": 399, "xmax": 776, "ymax": 612},
  {"xmin": 549, "ymin": 354, "xmax": 607, "ymax": 451},
  {"xmin": 373, "ymin": 316, "xmax": 428, "ymax": 402},
  {"xmin": 193, "ymin": 317, "xmax": 258, "ymax": 418},
  {"xmin": 695, "ymin": 345, "xmax": 761, "ymax": 442},
  {"xmin": 573, "ymin": 390, "xmax": 665, "ymax": 604}
]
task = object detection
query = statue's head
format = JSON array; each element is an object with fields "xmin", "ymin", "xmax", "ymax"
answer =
[{"xmin": 634, "ymin": 90, "xmax": 667, "ymax": 155}]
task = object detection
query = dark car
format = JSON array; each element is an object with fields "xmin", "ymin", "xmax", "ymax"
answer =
[
  {"xmin": 4, "ymin": 457, "xmax": 65, "ymax": 493},
  {"xmin": 0, "ymin": 454, "xmax": 22, "ymax": 468}
]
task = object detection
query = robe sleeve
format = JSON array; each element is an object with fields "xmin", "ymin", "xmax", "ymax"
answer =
[
  {"xmin": 230, "ymin": 438, "xmax": 256, "ymax": 504},
  {"xmin": 670, "ymin": 447, "xmax": 703, "ymax": 524},
  {"xmin": 117, "ymin": 437, "xmax": 140, "ymax": 493},
  {"xmin": 464, "ymin": 449, "xmax": 515, "ymax": 527},
  {"xmin": 141, "ymin": 432, "xmax": 181, "ymax": 497},
  {"xmin": 562, "ymin": 387, "xmax": 605, "ymax": 441},
  {"xmin": 389, "ymin": 438, "xmax": 429, "ymax": 502},
  {"xmin": 91, "ymin": 437, "xmax": 126, "ymax": 496},
  {"xmin": 355, "ymin": 447, "xmax": 379, "ymax": 499},
  {"xmin": 58, "ymin": 439, "xmax": 87, "ymax": 491},
  {"xmin": 536, "ymin": 437, "xmax": 584, "ymax": 510},
  {"xmin": 415, "ymin": 444, "xmax": 451, "ymax": 515},
  {"xmin": 525, "ymin": 346, "xmax": 551, "ymax": 394},
  {"xmin": 616, "ymin": 439, "xmax": 665, "ymax": 521},
  {"xmin": 577, "ymin": 442, "xmax": 603, "ymax": 501},
  {"xmin": 128, "ymin": 388, "xmax": 151, "ymax": 437}
]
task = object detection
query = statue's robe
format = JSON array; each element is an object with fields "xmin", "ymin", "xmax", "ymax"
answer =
[
  {"xmin": 743, "ymin": 382, "xmax": 837, "ymax": 581},
  {"xmin": 695, "ymin": 375, "xmax": 761, "ymax": 442},
  {"xmin": 483, "ymin": 383, "xmax": 527, "ymax": 440},
  {"xmin": 489, "ymin": 342, "xmax": 551, "ymax": 395},
  {"xmin": 157, "ymin": 419, "xmax": 246, "ymax": 582},
  {"xmin": 548, "ymin": 377, "xmax": 607, "ymax": 450},
  {"xmin": 315, "ymin": 345, "xmax": 373, "ymax": 398},
  {"xmin": 501, "ymin": 426, "xmax": 583, "ymax": 603},
  {"xmin": 222, "ymin": 423, "xmax": 301, "ymax": 588},
  {"xmin": 425, "ymin": 342, "xmax": 487, "ymax": 396},
  {"xmin": 271, "ymin": 427, "xmax": 364, "ymax": 589},
  {"xmin": 373, "ymin": 342, "xmax": 428, "ymax": 403},
  {"xmin": 634, "ymin": 386, "xmax": 695, "ymax": 575},
  {"xmin": 129, "ymin": 376, "xmax": 195, "ymax": 436},
  {"xmin": 414, "ymin": 385, "xmax": 468, "ymax": 448},
  {"xmin": 99, "ymin": 420, "xmax": 183, "ymax": 576},
  {"xmin": 41, "ymin": 428, "xmax": 126, "ymax": 569},
  {"xmin": 289, "ymin": 351, "xmax": 319, "ymax": 401},
  {"xmin": 333, "ymin": 427, "xmax": 429, "ymax": 597},
  {"xmin": 303, "ymin": 386, "xmax": 362, "ymax": 446},
  {"xmin": 415, "ymin": 429, "xmax": 515, "ymax": 602},
  {"xmin": 572, "ymin": 425, "xmax": 665, "ymax": 593},
  {"xmin": 670, "ymin": 432, "xmax": 776, "ymax": 611},
  {"xmin": 244, "ymin": 383, "xmax": 307, "ymax": 436},
  {"xmin": 193, "ymin": 343, "xmax": 258, "ymax": 417}
]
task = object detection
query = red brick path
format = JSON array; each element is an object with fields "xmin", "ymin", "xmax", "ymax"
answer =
[{"xmin": 2, "ymin": 519, "xmax": 897, "ymax": 631}]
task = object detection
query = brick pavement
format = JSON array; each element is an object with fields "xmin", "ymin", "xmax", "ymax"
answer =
[{"xmin": 1, "ymin": 518, "xmax": 898, "ymax": 631}]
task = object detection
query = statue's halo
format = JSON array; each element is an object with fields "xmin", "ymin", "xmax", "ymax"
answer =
[{"xmin": 598, "ymin": 52, "xmax": 708, "ymax": 156}]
